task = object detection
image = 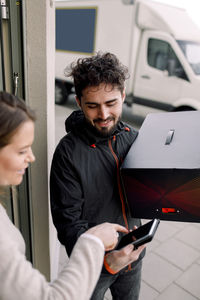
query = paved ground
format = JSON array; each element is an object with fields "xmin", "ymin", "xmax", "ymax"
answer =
[{"xmin": 55, "ymin": 104, "xmax": 200, "ymax": 300}]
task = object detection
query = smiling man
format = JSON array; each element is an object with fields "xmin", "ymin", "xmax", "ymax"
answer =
[
  {"xmin": 50, "ymin": 52, "xmax": 145, "ymax": 300},
  {"xmin": 76, "ymin": 83, "xmax": 125, "ymax": 136}
]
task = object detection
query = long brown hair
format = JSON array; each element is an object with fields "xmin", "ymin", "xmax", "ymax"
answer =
[
  {"xmin": 0, "ymin": 91, "xmax": 36, "ymax": 148},
  {"xmin": 0, "ymin": 92, "xmax": 36, "ymax": 200}
]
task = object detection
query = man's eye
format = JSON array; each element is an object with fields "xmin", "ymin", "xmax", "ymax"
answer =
[
  {"xmin": 87, "ymin": 105, "xmax": 97, "ymax": 109},
  {"xmin": 107, "ymin": 102, "xmax": 116, "ymax": 107}
]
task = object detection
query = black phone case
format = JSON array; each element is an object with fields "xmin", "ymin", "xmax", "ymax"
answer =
[{"xmin": 116, "ymin": 219, "xmax": 160, "ymax": 250}]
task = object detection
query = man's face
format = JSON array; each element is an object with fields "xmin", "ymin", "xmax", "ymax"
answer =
[{"xmin": 76, "ymin": 83, "xmax": 125, "ymax": 136}]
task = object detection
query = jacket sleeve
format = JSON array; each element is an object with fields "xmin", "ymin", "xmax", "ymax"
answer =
[{"xmin": 50, "ymin": 140, "xmax": 89, "ymax": 256}]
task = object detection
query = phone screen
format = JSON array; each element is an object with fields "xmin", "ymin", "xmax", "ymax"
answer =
[{"xmin": 116, "ymin": 219, "xmax": 160, "ymax": 250}]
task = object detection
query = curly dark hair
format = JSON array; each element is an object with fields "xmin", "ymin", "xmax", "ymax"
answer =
[{"xmin": 65, "ymin": 52, "xmax": 129, "ymax": 100}]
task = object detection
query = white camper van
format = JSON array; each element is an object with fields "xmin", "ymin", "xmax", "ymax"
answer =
[{"xmin": 55, "ymin": 0, "xmax": 200, "ymax": 117}]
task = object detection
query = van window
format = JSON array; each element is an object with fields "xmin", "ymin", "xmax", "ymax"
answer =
[
  {"xmin": 56, "ymin": 8, "xmax": 97, "ymax": 54},
  {"xmin": 177, "ymin": 40, "xmax": 200, "ymax": 75},
  {"xmin": 148, "ymin": 38, "xmax": 187, "ymax": 80}
]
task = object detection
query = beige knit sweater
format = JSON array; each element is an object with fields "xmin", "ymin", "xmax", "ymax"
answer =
[{"xmin": 0, "ymin": 204, "xmax": 104, "ymax": 300}]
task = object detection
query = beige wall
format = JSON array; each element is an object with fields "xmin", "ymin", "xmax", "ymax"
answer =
[{"xmin": 23, "ymin": 0, "xmax": 58, "ymax": 280}]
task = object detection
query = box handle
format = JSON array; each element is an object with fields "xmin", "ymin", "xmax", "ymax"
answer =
[{"xmin": 165, "ymin": 129, "xmax": 175, "ymax": 145}]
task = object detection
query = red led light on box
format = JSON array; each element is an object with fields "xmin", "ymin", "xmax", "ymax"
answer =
[{"xmin": 162, "ymin": 208, "xmax": 176, "ymax": 213}]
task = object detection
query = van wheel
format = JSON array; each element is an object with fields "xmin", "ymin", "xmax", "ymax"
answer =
[{"xmin": 55, "ymin": 81, "xmax": 68, "ymax": 105}]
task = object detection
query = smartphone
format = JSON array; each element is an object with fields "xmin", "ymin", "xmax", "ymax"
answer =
[{"xmin": 116, "ymin": 219, "xmax": 160, "ymax": 250}]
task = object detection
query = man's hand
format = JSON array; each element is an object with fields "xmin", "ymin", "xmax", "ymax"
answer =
[
  {"xmin": 86, "ymin": 222, "xmax": 128, "ymax": 251},
  {"xmin": 105, "ymin": 243, "xmax": 146, "ymax": 273}
]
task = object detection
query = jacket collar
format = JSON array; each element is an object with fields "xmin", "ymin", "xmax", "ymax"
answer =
[{"xmin": 65, "ymin": 110, "xmax": 129, "ymax": 146}]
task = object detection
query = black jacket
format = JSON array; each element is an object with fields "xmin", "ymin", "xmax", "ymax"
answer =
[{"xmin": 50, "ymin": 110, "xmax": 145, "ymax": 267}]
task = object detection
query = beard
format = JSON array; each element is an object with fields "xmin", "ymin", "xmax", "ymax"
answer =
[{"xmin": 85, "ymin": 115, "xmax": 122, "ymax": 138}]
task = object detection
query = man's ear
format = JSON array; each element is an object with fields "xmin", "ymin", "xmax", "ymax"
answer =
[
  {"xmin": 75, "ymin": 96, "xmax": 81, "ymax": 108},
  {"xmin": 122, "ymin": 88, "xmax": 126, "ymax": 103}
]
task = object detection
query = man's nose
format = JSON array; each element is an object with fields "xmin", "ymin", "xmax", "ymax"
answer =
[{"xmin": 98, "ymin": 106, "xmax": 109, "ymax": 120}]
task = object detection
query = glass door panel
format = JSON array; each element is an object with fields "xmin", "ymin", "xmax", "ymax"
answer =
[{"xmin": 0, "ymin": 0, "xmax": 32, "ymax": 261}]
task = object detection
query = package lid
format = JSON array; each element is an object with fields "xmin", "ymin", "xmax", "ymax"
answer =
[{"xmin": 122, "ymin": 111, "xmax": 200, "ymax": 170}]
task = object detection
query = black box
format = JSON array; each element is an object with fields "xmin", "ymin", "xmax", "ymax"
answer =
[{"xmin": 121, "ymin": 111, "xmax": 200, "ymax": 222}]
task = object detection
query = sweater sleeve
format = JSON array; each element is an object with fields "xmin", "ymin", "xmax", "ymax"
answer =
[{"xmin": 0, "ymin": 232, "xmax": 104, "ymax": 300}]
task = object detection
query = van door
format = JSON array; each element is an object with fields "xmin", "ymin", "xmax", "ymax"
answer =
[{"xmin": 133, "ymin": 31, "xmax": 189, "ymax": 111}]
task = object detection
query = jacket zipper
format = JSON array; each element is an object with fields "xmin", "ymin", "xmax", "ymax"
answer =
[
  {"xmin": 108, "ymin": 138, "xmax": 132, "ymax": 271},
  {"xmin": 108, "ymin": 138, "xmax": 128, "ymax": 229}
]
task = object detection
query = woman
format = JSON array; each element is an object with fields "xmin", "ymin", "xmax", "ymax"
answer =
[{"xmin": 0, "ymin": 91, "xmax": 145, "ymax": 300}]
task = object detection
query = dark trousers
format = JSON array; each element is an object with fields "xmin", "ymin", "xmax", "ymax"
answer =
[{"xmin": 90, "ymin": 260, "xmax": 142, "ymax": 300}]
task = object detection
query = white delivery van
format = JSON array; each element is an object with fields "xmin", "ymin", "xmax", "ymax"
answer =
[{"xmin": 55, "ymin": 0, "xmax": 200, "ymax": 118}]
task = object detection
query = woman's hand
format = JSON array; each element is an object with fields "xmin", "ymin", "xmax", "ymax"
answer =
[{"xmin": 86, "ymin": 222, "xmax": 128, "ymax": 251}]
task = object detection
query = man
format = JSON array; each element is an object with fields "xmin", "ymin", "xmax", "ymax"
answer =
[{"xmin": 50, "ymin": 52, "xmax": 146, "ymax": 300}]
